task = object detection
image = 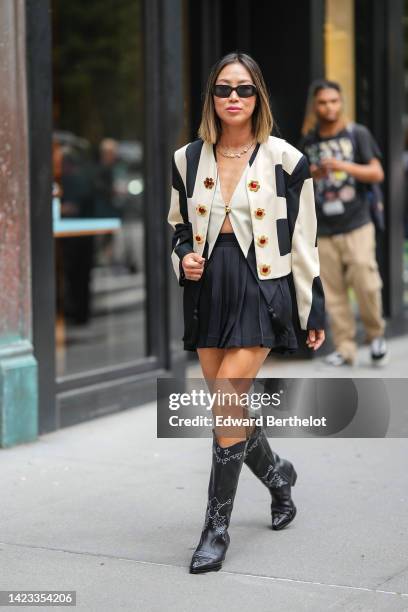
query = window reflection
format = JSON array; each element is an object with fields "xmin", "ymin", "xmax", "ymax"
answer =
[
  {"xmin": 52, "ymin": 0, "xmax": 146, "ymax": 376},
  {"xmin": 403, "ymin": 0, "xmax": 408, "ymax": 306}
]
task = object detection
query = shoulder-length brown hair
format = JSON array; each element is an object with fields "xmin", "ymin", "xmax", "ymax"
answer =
[{"xmin": 198, "ymin": 52, "xmax": 273, "ymax": 144}]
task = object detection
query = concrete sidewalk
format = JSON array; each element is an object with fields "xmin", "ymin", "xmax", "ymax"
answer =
[{"xmin": 1, "ymin": 401, "xmax": 408, "ymax": 611}]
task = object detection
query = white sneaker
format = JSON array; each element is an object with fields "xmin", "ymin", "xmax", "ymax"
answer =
[
  {"xmin": 370, "ymin": 337, "xmax": 389, "ymax": 367},
  {"xmin": 324, "ymin": 351, "xmax": 350, "ymax": 367}
]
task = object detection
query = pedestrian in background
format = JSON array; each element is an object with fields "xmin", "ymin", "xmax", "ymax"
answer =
[{"xmin": 299, "ymin": 79, "xmax": 388, "ymax": 367}]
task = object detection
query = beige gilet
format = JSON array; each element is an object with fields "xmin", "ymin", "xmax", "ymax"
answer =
[{"xmin": 206, "ymin": 163, "xmax": 253, "ymax": 260}]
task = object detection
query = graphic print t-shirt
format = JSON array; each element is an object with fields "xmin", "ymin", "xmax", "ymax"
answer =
[{"xmin": 299, "ymin": 123, "xmax": 382, "ymax": 236}]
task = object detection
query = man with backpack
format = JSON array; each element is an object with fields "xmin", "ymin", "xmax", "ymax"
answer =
[{"xmin": 299, "ymin": 79, "xmax": 388, "ymax": 367}]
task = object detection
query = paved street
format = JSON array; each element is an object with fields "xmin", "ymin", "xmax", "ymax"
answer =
[{"xmin": 1, "ymin": 396, "xmax": 408, "ymax": 611}]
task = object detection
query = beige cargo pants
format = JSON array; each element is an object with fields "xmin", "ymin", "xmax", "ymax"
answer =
[{"xmin": 317, "ymin": 221, "xmax": 385, "ymax": 363}]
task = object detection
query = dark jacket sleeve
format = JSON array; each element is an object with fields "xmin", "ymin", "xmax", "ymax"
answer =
[
  {"xmin": 167, "ymin": 152, "xmax": 194, "ymax": 286},
  {"xmin": 285, "ymin": 154, "xmax": 326, "ymax": 330}
]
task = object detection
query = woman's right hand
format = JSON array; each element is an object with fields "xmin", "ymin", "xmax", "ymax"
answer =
[{"xmin": 182, "ymin": 252, "xmax": 205, "ymax": 281}]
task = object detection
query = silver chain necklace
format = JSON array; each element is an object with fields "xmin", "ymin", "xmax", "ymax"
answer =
[{"xmin": 217, "ymin": 140, "xmax": 255, "ymax": 158}]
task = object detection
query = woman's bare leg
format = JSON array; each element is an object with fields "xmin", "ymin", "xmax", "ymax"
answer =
[
  {"xmin": 216, "ymin": 346, "xmax": 270, "ymax": 379},
  {"xmin": 196, "ymin": 347, "xmax": 227, "ymax": 380},
  {"xmin": 197, "ymin": 346, "xmax": 270, "ymax": 447}
]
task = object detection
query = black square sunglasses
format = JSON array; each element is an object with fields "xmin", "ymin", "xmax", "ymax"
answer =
[{"xmin": 212, "ymin": 84, "xmax": 257, "ymax": 98}]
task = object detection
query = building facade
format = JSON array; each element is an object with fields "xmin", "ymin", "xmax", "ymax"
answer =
[{"xmin": 0, "ymin": 0, "xmax": 406, "ymax": 447}]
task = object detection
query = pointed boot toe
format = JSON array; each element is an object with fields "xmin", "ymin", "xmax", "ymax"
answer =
[
  {"xmin": 189, "ymin": 551, "xmax": 222, "ymax": 573},
  {"xmin": 271, "ymin": 500, "xmax": 297, "ymax": 530}
]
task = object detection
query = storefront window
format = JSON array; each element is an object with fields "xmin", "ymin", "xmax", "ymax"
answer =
[{"xmin": 52, "ymin": 0, "xmax": 146, "ymax": 376}]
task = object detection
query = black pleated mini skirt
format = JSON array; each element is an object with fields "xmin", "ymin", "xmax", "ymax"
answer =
[{"xmin": 183, "ymin": 232, "xmax": 299, "ymax": 354}]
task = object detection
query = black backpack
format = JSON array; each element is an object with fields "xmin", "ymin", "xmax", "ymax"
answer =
[{"xmin": 345, "ymin": 122, "xmax": 385, "ymax": 232}]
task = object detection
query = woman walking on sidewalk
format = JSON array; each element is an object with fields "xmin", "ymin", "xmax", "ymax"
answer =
[{"xmin": 167, "ymin": 52, "xmax": 326, "ymax": 574}]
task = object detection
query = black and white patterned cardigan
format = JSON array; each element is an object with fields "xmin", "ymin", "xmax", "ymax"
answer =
[{"xmin": 167, "ymin": 135, "xmax": 325, "ymax": 330}]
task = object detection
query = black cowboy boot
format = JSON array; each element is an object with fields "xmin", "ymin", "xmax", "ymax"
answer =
[
  {"xmin": 189, "ymin": 432, "xmax": 248, "ymax": 574},
  {"xmin": 244, "ymin": 425, "xmax": 297, "ymax": 530}
]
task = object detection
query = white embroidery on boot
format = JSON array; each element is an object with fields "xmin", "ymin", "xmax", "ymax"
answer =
[
  {"xmin": 261, "ymin": 465, "xmax": 289, "ymax": 488},
  {"xmin": 244, "ymin": 429, "xmax": 262, "ymax": 458},
  {"xmin": 203, "ymin": 496, "xmax": 232, "ymax": 534},
  {"xmin": 213, "ymin": 446, "xmax": 245, "ymax": 464}
]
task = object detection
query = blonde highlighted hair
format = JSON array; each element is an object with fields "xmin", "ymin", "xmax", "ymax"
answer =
[{"xmin": 198, "ymin": 52, "xmax": 273, "ymax": 144}]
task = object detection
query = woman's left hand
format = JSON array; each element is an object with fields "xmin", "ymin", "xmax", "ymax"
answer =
[{"xmin": 306, "ymin": 329, "xmax": 325, "ymax": 351}]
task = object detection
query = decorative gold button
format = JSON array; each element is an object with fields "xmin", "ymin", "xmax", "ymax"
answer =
[
  {"xmin": 225, "ymin": 205, "xmax": 231, "ymax": 214},
  {"xmin": 196, "ymin": 204, "xmax": 207, "ymax": 216},
  {"xmin": 254, "ymin": 207, "xmax": 265, "ymax": 219},
  {"xmin": 257, "ymin": 235, "xmax": 268, "ymax": 247},
  {"xmin": 195, "ymin": 233, "xmax": 204, "ymax": 243},
  {"xmin": 248, "ymin": 180, "xmax": 260, "ymax": 192},
  {"xmin": 204, "ymin": 177, "xmax": 214, "ymax": 189},
  {"xmin": 259, "ymin": 264, "xmax": 271, "ymax": 276}
]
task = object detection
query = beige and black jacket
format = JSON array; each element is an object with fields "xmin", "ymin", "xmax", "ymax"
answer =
[{"xmin": 167, "ymin": 135, "xmax": 325, "ymax": 330}]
